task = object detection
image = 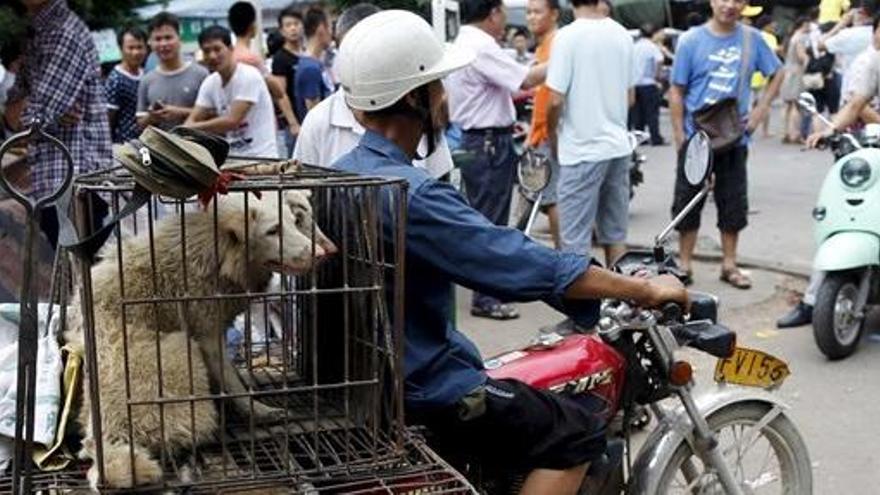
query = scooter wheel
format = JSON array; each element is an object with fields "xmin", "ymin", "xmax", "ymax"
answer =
[{"xmin": 813, "ymin": 272, "xmax": 865, "ymax": 360}]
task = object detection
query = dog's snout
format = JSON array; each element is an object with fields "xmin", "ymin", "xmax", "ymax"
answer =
[
  {"xmin": 319, "ymin": 236, "xmax": 338, "ymax": 256},
  {"xmin": 312, "ymin": 243, "xmax": 326, "ymax": 258}
]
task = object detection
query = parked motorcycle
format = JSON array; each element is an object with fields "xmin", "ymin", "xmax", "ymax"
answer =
[
  {"xmin": 628, "ymin": 130, "xmax": 648, "ymax": 199},
  {"xmin": 798, "ymin": 91, "xmax": 880, "ymax": 359},
  {"xmin": 513, "ymin": 130, "xmax": 647, "ymax": 235},
  {"xmin": 467, "ymin": 131, "xmax": 813, "ymax": 494}
]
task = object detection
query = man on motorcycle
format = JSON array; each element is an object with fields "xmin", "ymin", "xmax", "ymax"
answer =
[{"xmin": 332, "ymin": 10, "xmax": 688, "ymax": 493}]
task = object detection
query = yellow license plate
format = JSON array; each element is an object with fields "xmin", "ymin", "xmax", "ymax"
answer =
[{"xmin": 714, "ymin": 347, "xmax": 790, "ymax": 389}]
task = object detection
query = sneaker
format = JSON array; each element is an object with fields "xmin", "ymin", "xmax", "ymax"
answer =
[{"xmin": 470, "ymin": 302, "xmax": 520, "ymax": 320}]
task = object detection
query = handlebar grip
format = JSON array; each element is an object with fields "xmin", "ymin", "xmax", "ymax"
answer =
[{"xmin": 661, "ymin": 302, "xmax": 683, "ymax": 323}]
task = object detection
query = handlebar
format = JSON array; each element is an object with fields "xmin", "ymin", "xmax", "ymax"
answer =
[{"xmin": 660, "ymin": 302, "xmax": 683, "ymax": 324}]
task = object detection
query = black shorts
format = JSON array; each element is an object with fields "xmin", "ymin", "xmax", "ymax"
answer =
[
  {"xmin": 672, "ymin": 144, "xmax": 749, "ymax": 233},
  {"xmin": 409, "ymin": 378, "xmax": 607, "ymax": 472}
]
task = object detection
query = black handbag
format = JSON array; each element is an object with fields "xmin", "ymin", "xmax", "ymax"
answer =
[
  {"xmin": 693, "ymin": 27, "xmax": 753, "ymax": 153},
  {"xmin": 806, "ymin": 51, "xmax": 834, "ymax": 76}
]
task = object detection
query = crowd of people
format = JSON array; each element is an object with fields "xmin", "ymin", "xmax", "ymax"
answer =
[
  {"xmin": 0, "ymin": 0, "xmax": 354, "ymax": 248},
  {"xmin": 16, "ymin": 0, "xmax": 880, "ymax": 491},
  {"xmin": 3, "ymin": 0, "xmax": 879, "ymax": 324}
]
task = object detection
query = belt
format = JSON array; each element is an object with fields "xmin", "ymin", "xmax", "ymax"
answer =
[{"xmin": 462, "ymin": 125, "xmax": 514, "ymax": 135}]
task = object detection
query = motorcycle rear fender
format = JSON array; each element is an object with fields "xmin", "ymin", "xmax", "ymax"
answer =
[
  {"xmin": 626, "ymin": 385, "xmax": 790, "ymax": 495},
  {"xmin": 814, "ymin": 232, "xmax": 880, "ymax": 272}
]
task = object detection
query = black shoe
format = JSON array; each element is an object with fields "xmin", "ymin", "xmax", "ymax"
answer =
[{"xmin": 776, "ymin": 302, "xmax": 813, "ymax": 328}]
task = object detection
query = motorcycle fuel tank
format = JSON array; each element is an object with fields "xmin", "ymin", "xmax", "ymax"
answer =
[{"xmin": 485, "ymin": 334, "xmax": 627, "ymax": 416}]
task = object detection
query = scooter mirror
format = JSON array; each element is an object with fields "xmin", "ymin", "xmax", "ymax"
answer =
[
  {"xmin": 517, "ymin": 149, "xmax": 551, "ymax": 194},
  {"xmin": 683, "ymin": 131, "xmax": 712, "ymax": 186},
  {"xmin": 797, "ymin": 91, "xmax": 818, "ymax": 115}
]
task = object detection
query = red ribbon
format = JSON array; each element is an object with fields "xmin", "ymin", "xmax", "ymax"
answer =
[{"xmin": 197, "ymin": 171, "xmax": 262, "ymax": 209}]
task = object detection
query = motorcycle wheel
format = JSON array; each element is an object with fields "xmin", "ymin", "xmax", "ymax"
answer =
[
  {"xmin": 655, "ymin": 402, "xmax": 812, "ymax": 494},
  {"xmin": 813, "ymin": 272, "xmax": 865, "ymax": 360}
]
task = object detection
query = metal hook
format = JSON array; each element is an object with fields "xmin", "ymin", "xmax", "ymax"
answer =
[
  {"xmin": 0, "ymin": 120, "xmax": 76, "ymax": 214},
  {"xmin": 1, "ymin": 121, "xmax": 76, "ymax": 493}
]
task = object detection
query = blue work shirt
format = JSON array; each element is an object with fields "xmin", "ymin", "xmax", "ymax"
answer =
[{"xmin": 333, "ymin": 131, "xmax": 600, "ymax": 410}]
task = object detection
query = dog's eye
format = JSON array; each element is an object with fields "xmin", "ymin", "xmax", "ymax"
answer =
[
  {"xmin": 266, "ymin": 225, "xmax": 280, "ymax": 236},
  {"xmin": 294, "ymin": 212, "xmax": 305, "ymax": 226}
]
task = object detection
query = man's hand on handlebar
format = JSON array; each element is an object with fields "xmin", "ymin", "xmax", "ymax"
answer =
[
  {"xmin": 805, "ymin": 128, "xmax": 834, "ymax": 149},
  {"xmin": 636, "ymin": 274, "xmax": 689, "ymax": 312}
]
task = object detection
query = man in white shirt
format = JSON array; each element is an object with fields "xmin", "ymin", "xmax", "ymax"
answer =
[
  {"xmin": 445, "ymin": 0, "xmax": 547, "ymax": 320},
  {"xmin": 294, "ymin": 3, "xmax": 454, "ymax": 179},
  {"xmin": 546, "ymin": 0, "xmax": 635, "ymax": 267},
  {"xmin": 185, "ymin": 26, "xmax": 277, "ymax": 158}
]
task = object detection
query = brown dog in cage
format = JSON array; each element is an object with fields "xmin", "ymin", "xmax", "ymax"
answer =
[{"xmin": 63, "ymin": 190, "xmax": 336, "ymax": 489}]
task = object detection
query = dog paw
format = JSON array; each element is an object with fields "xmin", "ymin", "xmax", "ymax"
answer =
[
  {"xmin": 252, "ymin": 402, "xmax": 289, "ymax": 424},
  {"xmin": 87, "ymin": 442, "xmax": 163, "ymax": 489}
]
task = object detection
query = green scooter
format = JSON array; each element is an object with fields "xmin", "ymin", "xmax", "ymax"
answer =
[{"xmin": 799, "ymin": 92, "xmax": 880, "ymax": 359}]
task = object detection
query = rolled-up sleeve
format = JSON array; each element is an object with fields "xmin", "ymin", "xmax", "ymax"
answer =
[{"xmin": 407, "ymin": 180, "xmax": 600, "ymax": 325}]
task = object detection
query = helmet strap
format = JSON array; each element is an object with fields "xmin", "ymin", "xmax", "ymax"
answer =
[{"xmin": 413, "ymin": 85, "xmax": 437, "ymax": 161}]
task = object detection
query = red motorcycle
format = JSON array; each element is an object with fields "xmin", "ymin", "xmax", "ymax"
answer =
[{"xmin": 468, "ymin": 132, "xmax": 813, "ymax": 494}]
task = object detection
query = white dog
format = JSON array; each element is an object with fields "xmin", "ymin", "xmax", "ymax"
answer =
[{"xmin": 65, "ymin": 190, "xmax": 336, "ymax": 489}]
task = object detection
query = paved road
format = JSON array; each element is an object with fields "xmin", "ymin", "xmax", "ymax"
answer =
[
  {"xmin": 628, "ymin": 115, "xmax": 829, "ymax": 276},
  {"xmin": 456, "ymin": 111, "xmax": 879, "ymax": 494}
]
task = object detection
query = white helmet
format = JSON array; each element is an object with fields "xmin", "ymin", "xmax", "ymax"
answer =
[{"xmin": 337, "ymin": 10, "xmax": 474, "ymax": 111}]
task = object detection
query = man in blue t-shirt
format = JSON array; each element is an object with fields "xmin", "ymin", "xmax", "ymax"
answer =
[
  {"xmin": 669, "ymin": 0, "xmax": 782, "ymax": 290},
  {"xmin": 294, "ymin": 7, "xmax": 333, "ymax": 121}
]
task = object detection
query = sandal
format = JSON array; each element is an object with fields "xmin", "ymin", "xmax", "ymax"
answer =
[
  {"xmin": 471, "ymin": 303, "xmax": 520, "ymax": 320},
  {"xmin": 720, "ymin": 267, "xmax": 752, "ymax": 290}
]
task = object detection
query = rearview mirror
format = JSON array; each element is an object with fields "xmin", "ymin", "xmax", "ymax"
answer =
[
  {"xmin": 654, "ymin": 131, "xmax": 713, "ymax": 248},
  {"xmin": 797, "ymin": 91, "xmax": 818, "ymax": 115},
  {"xmin": 517, "ymin": 149, "xmax": 551, "ymax": 194},
  {"xmin": 683, "ymin": 131, "xmax": 712, "ymax": 187}
]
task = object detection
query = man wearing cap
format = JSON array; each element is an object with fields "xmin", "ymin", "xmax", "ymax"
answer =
[
  {"xmin": 333, "ymin": 10, "xmax": 688, "ymax": 493},
  {"xmin": 446, "ymin": 0, "xmax": 549, "ymax": 321}
]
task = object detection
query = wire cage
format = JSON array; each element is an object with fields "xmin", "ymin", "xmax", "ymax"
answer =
[{"xmin": 0, "ymin": 163, "xmax": 435, "ymax": 493}]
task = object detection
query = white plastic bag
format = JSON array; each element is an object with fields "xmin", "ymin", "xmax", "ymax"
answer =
[{"xmin": 0, "ymin": 304, "xmax": 64, "ymax": 471}]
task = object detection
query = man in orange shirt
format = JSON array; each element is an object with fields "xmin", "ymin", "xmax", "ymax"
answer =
[{"xmin": 526, "ymin": 0, "xmax": 560, "ymax": 248}]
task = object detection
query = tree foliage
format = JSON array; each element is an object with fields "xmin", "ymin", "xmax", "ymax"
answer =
[
  {"xmin": 0, "ymin": 0, "xmax": 147, "ymax": 52},
  {"xmin": 331, "ymin": 0, "xmax": 431, "ymax": 18},
  {"xmin": 68, "ymin": 0, "xmax": 148, "ymax": 29}
]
